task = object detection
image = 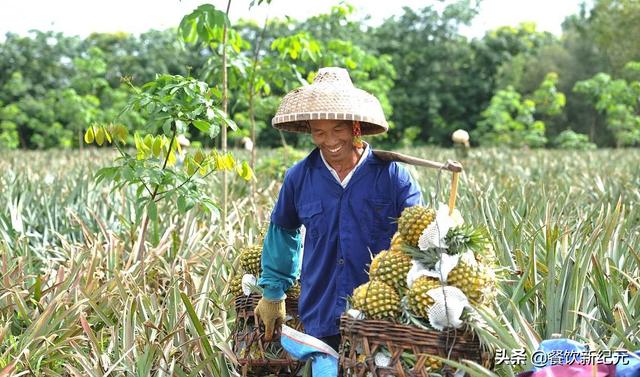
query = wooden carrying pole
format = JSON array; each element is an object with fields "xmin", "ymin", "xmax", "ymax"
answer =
[
  {"xmin": 448, "ymin": 171, "xmax": 460, "ymax": 215},
  {"xmin": 371, "ymin": 150, "xmax": 463, "ymax": 214}
]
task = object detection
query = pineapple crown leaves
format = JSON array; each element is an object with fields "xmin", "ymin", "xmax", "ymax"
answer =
[
  {"xmin": 397, "ymin": 242, "xmax": 448, "ymax": 270},
  {"xmin": 445, "ymin": 224, "xmax": 492, "ymax": 255},
  {"xmin": 405, "ymin": 246, "xmax": 447, "ymax": 270}
]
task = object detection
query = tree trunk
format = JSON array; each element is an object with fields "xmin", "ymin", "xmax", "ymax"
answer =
[
  {"xmin": 221, "ymin": 0, "xmax": 231, "ymax": 234},
  {"xmin": 249, "ymin": 94, "xmax": 257, "ymax": 196},
  {"xmin": 248, "ymin": 15, "xmax": 269, "ymax": 197}
]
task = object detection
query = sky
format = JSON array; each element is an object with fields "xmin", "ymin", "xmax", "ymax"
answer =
[{"xmin": 0, "ymin": 0, "xmax": 589, "ymax": 40}]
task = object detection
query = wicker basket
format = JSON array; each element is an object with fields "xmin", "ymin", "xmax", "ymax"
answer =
[
  {"xmin": 339, "ymin": 315, "xmax": 493, "ymax": 377},
  {"xmin": 232, "ymin": 293, "xmax": 304, "ymax": 377}
]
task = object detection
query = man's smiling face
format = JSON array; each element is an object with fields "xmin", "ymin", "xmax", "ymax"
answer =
[{"xmin": 309, "ymin": 120, "xmax": 354, "ymax": 164}]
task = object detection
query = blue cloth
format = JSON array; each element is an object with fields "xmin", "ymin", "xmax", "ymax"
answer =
[
  {"xmin": 617, "ymin": 350, "xmax": 640, "ymax": 377},
  {"xmin": 259, "ymin": 147, "xmax": 423, "ymax": 338},
  {"xmin": 533, "ymin": 339, "xmax": 587, "ymax": 370},
  {"xmin": 280, "ymin": 325, "xmax": 339, "ymax": 377},
  {"xmin": 260, "ymin": 223, "xmax": 302, "ymax": 300}
]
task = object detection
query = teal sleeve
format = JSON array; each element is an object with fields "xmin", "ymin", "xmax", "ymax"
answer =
[{"xmin": 258, "ymin": 222, "xmax": 302, "ymax": 301}]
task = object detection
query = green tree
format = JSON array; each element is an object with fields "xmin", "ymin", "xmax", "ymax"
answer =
[
  {"xmin": 490, "ymin": 23, "xmax": 559, "ymax": 91},
  {"xmin": 0, "ymin": 31, "xmax": 81, "ymax": 101},
  {"xmin": 476, "ymin": 72, "xmax": 566, "ymax": 148},
  {"xmin": 552, "ymin": 129, "xmax": 596, "ymax": 149},
  {"xmin": 474, "ymin": 86, "xmax": 547, "ymax": 148},
  {"xmin": 531, "ymin": 72, "xmax": 566, "ymax": 118},
  {"xmin": 83, "ymin": 30, "xmax": 204, "ymax": 87},
  {"xmin": 589, "ymin": 0, "xmax": 640, "ymax": 74},
  {"xmin": 85, "ymin": 74, "xmax": 252, "ymax": 262},
  {"xmin": 574, "ymin": 65, "xmax": 640, "ymax": 146},
  {"xmin": 368, "ymin": 2, "xmax": 487, "ymax": 145}
]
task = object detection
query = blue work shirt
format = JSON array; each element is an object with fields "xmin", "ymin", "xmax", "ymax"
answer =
[{"xmin": 259, "ymin": 146, "xmax": 423, "ymax": 338}]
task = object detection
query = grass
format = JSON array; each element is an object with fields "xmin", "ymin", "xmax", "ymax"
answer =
[{"xmin": 0, "ymin": 146, "xmax": 639, "ymax": 376}]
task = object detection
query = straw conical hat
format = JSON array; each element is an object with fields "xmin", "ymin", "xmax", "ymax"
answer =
[{"xmin": 272, "ymin": 67, "xmax": 388, "ymax": 135}]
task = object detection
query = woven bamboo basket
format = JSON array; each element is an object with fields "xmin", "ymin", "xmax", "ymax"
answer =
[
  {"xmin": 232, "ymin": 293, "xmax": 304, "ymax": 377},
  {"xmin": 339, "ymin": 315, "xmax": 493, "ymax": 377}
]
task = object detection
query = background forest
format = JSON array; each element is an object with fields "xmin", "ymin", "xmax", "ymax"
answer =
[{"xmin": 1, "ymin": 0, "xmax": 639, "ymax": 151}]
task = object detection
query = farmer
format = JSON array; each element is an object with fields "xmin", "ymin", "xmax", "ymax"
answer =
[
  {"xmin": 451, "ymin": 129, "xmax": 470, "ymax": 158},
  {"xmin": 255, "ymin": 67, "xmax": 424, "ymax": 352}
]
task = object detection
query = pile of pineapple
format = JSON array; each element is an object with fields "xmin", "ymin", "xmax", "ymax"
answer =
[
  {"xmin": 230, "ymin": 223, "xmax": 301, "ymax": 301},
  {"xmin": 348, "ymin": 204, "xmax": 497, "ymax": 370}
]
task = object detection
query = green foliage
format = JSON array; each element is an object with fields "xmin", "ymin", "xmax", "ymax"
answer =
[
  {"xmin": 124, "ymin": 74, "xmax": 237, "ymax": 138},
  {"xmin": 271, "ymin": 32, "xmax": 321, "ymax": 62},
  {"xmin": 0, "ymin": 33, "xmax": 151, "ymax": 149},
  {"xmin": 1, "ymin": 147, "xmax": 639, "ymax": 374},
  {"xmin": 589, "ymin": 0, "xmax": 640, "ymax": 74},
  {"xmin": 228, "ymin": 7, "xmax": 396, "ymax": 149},
  {"xmin": 84, "ymin": 74, "xmax": 253, "ymax": 226},
  {"xmin": 552, "ymin": 129, "xmax": 597, "ymax": 150},
  {"xmin": 476, "ymin": 72, "xmax": 567, "ymax": 148},
  {"xmin": 475, "ymin": 86, "xmax": 547, "ymax": 148},
  {"xmin": 490, "ymin": 23, "xmax": 559, "ymax": 92},
  {"xmin": 573, "ymin": 67, "xmax": 640, "ymax": 146},
  {"xmin": 179, "ymin": 3, "xmax": 250, "ymax": 86},
  {"xmin": 0, "ymin": 120, "xmax": 19, "ymax": 149},
  {"xmin": 179, "ymin": 4, "xmax": 231, "ymax": 46},
  {"xmin": 84, "ymin": 30, "xmax": 202, "ymax": 87},
  {"xmin": 530, "ymin": 72, "xmax": 566, "ymax": 117},
  {"xmin": 3, "ymin": 0, "xmax": 640, "ymax": 148},
  {"xmin": 369, "ymin": 2, "xmax": 489, "ymax": 145},
  {"xmin": 256, "ymin": 146, "xmax": 307, "ymax": 180}
]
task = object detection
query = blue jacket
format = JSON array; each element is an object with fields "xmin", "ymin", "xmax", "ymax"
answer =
[{"xmin": 258, "ymin": 147, "xmax": 423, "ymax": 338}]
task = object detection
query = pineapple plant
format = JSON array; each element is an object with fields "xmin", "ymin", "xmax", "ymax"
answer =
[
  {"xmin": 369, "ymin": 249, "xmax": 412, "ymax": 292},
  {"xmin": 352, "ymin": 281, "xmax": 401, "ymax": 320},
  {"xmin": 397, "ymin": 206, "xmax": 436, "ymax": 247},
  {"xmin": 239, "ymin": 245, "xmax": 262, "ymax": 275}
]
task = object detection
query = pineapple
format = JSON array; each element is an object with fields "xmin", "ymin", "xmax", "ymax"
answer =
[
  {"xmin": 446, "ymin": 261, "xmax": 496, "ymax": 305},
  {"xmin": 408, "ymin": 276, "xmax": 442, "ymax": 318},
  {"xmin": 239, "ymin": 245, "xmax": 262, "ymax": 275},
  {"xmin": 369, "ymin": 249, "xmax": 412, "ymax": 292},
  {"xmin": 390, "ymin": 232, "xmax": 405, "ymax": 248},
  {"xmin": 397, "ymin": 206, "xmax": 436, "ymax": 247},
  {"xmin": 425, "ymin": 355, "xmax": 443, "ymax": 370},
  {"xmin": 352, "ymin": 281, "xmax": 401, "ymax": 320},
  {"xmin": 230, "ymin": 274, "xmax": 244, "ymax": 297},
  {"xmin": 286, "ymin": 280, "xmax": 301, "ymax": 300}
]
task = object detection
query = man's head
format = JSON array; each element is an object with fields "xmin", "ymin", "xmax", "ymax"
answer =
[{"xmin": 308, "ymin": 119, "xmax": 358, "ymax": 163}]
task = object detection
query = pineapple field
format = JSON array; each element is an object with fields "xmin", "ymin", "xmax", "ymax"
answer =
[{"xmin": 1, "ymin": 146, "xmax": 639, "ymax": 376}]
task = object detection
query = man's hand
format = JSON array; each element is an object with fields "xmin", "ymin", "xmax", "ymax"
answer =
[{"xmin": 254, "ymin": 298, "xmax": 286, "ymax": 341}]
